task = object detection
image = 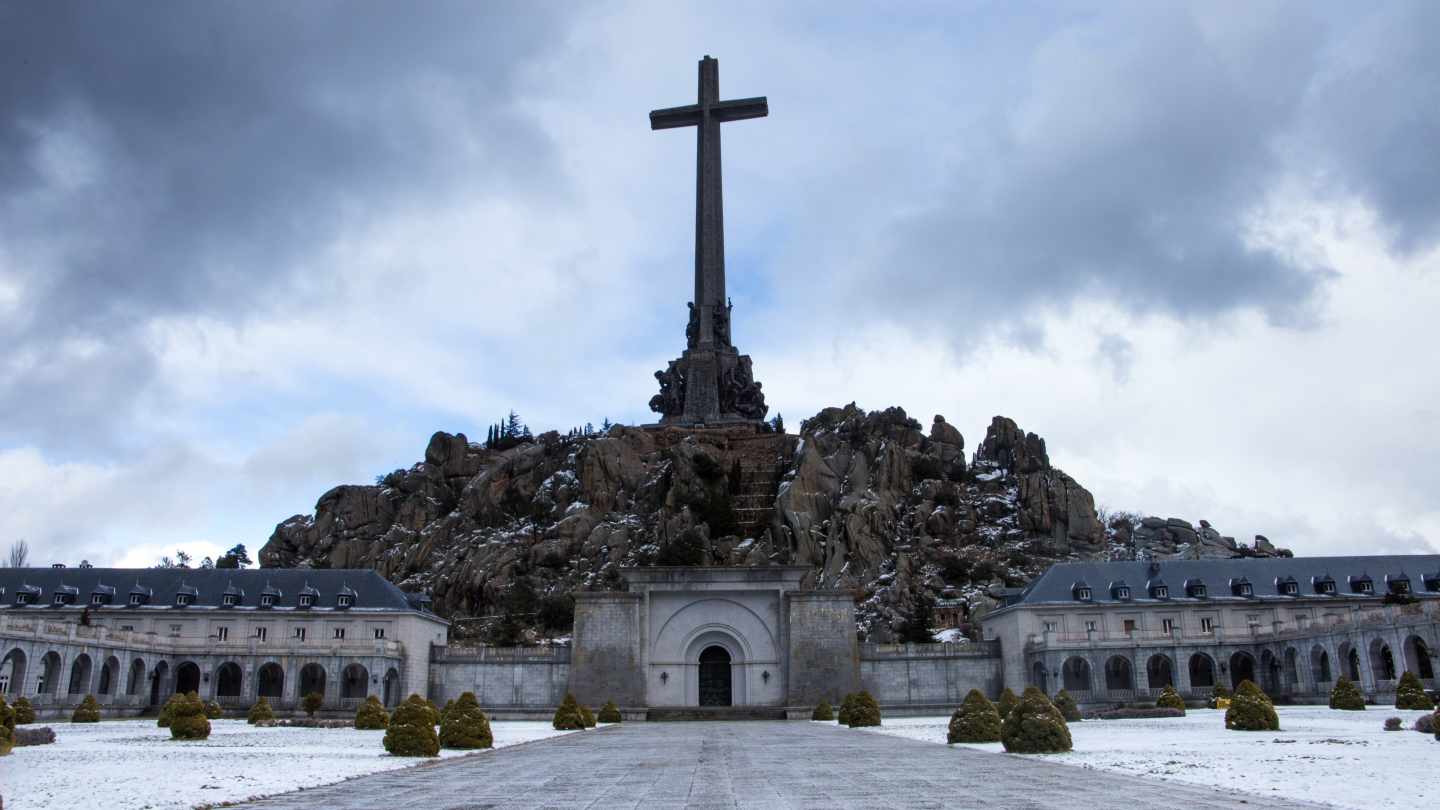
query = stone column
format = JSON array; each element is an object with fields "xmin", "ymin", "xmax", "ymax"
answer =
[
  {"xmin": 784, "ymin": 591, "xmax": 859, "ymax": 708},
  {"xmin": 569, "ymin": 592, "xmax": 644, "ymax": 708}
]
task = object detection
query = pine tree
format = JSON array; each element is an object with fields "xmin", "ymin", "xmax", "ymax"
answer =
[
  {"xmin": 811, "ymin": 700, "xmax": 834, "ymax": 721},
  {"xmin": 302, "ymin": 691, "xmax": 324, "ymax": 717},
  {"xmin": 837, "ymin": 693, "xmax": 857, "ymax": 725},
  {"xmin": 439, "ymin": 692, "xmax": 493, "ymax": 749},
  {"xmin": 506, "ymin": 410, "xmax": 523, "ymax": 439},
  {"xmin": 578, "ymin": 703, "xmax": 596, "ymax": 728},
  {"xmin": 847, "ymin": 690, "xmax": 881, "ymax": 727},
  {"xmin": 1226, "ymin": 680, "xmax": 1280, "ymax": 731},
  {"xmin": 12, "ymin": 697, "xmax": 35, "ymax": 725},
  {"xmin": 948, "ymin": 689, "xmax": 1002, "ymax": 743},
  {"xmin": 552, "ymin": 692, "xmax": 585, "ymax": 730},
  {"xmin": 900, "ymin": 591, "xmax": 936, "ymax": 643},
  {"xmin": 598, "ymin": 700, "xmax": 623, "ymax": 723},
  {"xmin": 1001, "ymin": 687, "xmax": 1071, "ymax": 753}
]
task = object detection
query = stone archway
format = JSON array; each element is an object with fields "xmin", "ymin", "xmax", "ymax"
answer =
[
  {"xmin": 1062, "ymin": 656, "xmax": 1091, "ymax": 692},
  {"xmin": 68, "ymin": 653, "xmax": 93, "ymax": 695},
  {"xmin": 340, "ymin": 664, "xmax": 368, "ymax": 699},
  {"xmin": 215, "ymin": 662, "xmax": 243, "ymax": 698},
  {"xmin": 1229, "ymin": 651, "xmax": 1256, "ymax": 688},
  {"xmin": 1404, "ymin": 636, "xmax": 1434, "ymax": 680},
  {"xmin": 175, "ymin": 661, "xmax": 201, "ymax": 695},
  {"xmin": 1, "ymin": 648, "xmax": 27, "ymax": 696},
  {"xmin": 1188, "ymin": 653, "xmax": 1216, "ymax": 688},
  {"xmin": 127, "ymin": 658, "xmax": 145, "ymax": 696},
  {"xmin": 257, "ymin": 663, "xmax": 284, "ymax": 699},
  {"xmin": 149, "ymin": 661, "xmax": 169, "ymax": 706},
  {"xmin": 1146, "ymin": 654, "xmax": 1174, "ymax": 689},
  {"xmin": 698, "ymin": 646, "xmax": 732, "ymax": 707}
]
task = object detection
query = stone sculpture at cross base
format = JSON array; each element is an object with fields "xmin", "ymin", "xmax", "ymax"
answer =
[{"xmin": 647, "ymin": 55, "xmax": 769, "ymax": 426}]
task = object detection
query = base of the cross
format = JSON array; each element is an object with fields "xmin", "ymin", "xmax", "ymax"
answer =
[{"xmin": 649, "ymin": 344, "xmax": 768, "ymax": 426}]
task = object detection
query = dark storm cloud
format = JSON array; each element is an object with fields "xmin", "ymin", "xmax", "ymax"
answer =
[
  {"xmin": 848, "ymin": 2, "xmax": 1438, "ymax": 343},
  {"xmin": 0, "ymin": 1, "xmax": 564, "ymax": 450}
]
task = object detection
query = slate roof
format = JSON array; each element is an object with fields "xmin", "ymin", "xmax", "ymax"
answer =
[
  {"xmin": 0, "ymin": 568, "xmax": 431, "ymax": 613},
  {"xmin": 998, "ymin": 555, "xmax": 1440, "ymax": 610}
]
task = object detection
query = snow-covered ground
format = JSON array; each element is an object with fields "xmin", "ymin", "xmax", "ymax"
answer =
[
  {"xmin": 862, "ymin": 706, "xmax": 1436, "ymax": 810},
  {"xmin": 4, "ymin": 719, "xmax": 575, "ymax": 810}
]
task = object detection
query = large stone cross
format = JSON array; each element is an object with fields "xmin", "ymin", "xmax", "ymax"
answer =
[{"xmin": 650, "ymin": 55, "xmax": 767, "ymax": 348}]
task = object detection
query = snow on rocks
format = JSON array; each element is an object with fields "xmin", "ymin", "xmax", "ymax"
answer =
[
  {"xmin": 862, "ymin": 706, "xmax": 1434, "ymax": 810},
  {"xmin": 4, "ymin": 718, "xmax": 573, "ymax": 810}
]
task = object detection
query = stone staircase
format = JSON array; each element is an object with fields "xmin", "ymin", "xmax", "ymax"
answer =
[
  {"xmin": 726, "ymin": 434, "xmax": 798, "ymax": 540},
  {"xmin": 645, "ymin": 706, "xmax": 788, "ymax": 721}
]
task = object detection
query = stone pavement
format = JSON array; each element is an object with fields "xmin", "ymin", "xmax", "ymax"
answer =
[{"xmin": 239, "ymin": 721, "xmax": 1326, "ymax": 809}]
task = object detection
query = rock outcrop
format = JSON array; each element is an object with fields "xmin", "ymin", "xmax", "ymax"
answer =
[{"xmin": 260, "ymin": 405, "xmax": 1288, "ymax": 642}]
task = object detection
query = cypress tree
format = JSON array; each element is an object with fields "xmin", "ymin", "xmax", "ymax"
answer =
[
  {"xmin": 72, "ymin": 694, "xmax": 101, "ymax": 723},
  {"xmin": 302, "ymin": 691, "xmax": 324, "ymax": 718},
  {"xmin": 811, "ymin": 700, "xmax": 834, "ymax": 721},
  {"xmin": 438, "ymin": 692, "xmax": 493, "ymax": 749},
  {"xmin": 1226, "ymin": 680, "xmax": 1280, "ymax": 731},
  {"xmin": 355, "ymin": 695, "xmax": 389, "ymax": 729},
  {"xmin": 837, "ymin": 693, "xmax": 858, "ymax": 726},
  {"xmin": 579, "ymin": 703, "xmax": 596, "ymax": 728},
  {"xmin": 847, "ymin": 690, "xmax": 881, "ymax": 727},
  {"xmin": 12, "ymin": 697, "xmax": 35, "ymax": 725},
  {"xmin": 1052, "ymin": 689, "xmax": 1081, "ymax": 722},
  {"xmin": 997, "ymin": 687, "xmax": 1020, "ymax": 718},
  {"xmin": 247, "ymin": 696, "xmax": 275, "ymax": 724},
  {"xmin": 598, "ymin": 700, "xmax": 623, "ymax": 723},
  {"xmin": 1329, "ymin": 677, "xmax": 1366, "ymax": 710},
  {"xmin": 1155, "ymin": 685, "xmax": 1186, "ymax": 713},
  {"xmin": 169, "ymin": 691, "xmax": 212, "ymax": 740},
  {"xmin": 1395, "ymin": 671, "xmax": 1434, "ymax": 710},
  {"xmin": 552, "ymin": 692, "xmax": 585, "ymax": 730},
  {"xmin": 384, "ymin": 697, "xmax": 440, "ymax": 756},
  {"xmin": 1001, "ymin": 687, "xmax": 1071, "ymax": 753},
  {"xmin": 948, "ymin": 689, "xmax": 1002, "ymax": 744}
]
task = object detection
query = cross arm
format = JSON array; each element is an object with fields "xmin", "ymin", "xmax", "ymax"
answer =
[
  {"xmin": 710, "ymin": 96, "xmax": 768, "ymax": 122},
  {"xmin": 650, "ymin": 104, "xmax": 702, "ymax": 130}
]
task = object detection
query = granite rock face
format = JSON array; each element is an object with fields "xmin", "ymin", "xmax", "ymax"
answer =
[{"xmin": 260, "ymin": 405, "xmax": 1287, "ymax": 642}]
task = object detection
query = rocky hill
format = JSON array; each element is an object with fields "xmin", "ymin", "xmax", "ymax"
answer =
[{"xmin": 259, "ymin": 404, "xmax": 1288, "ymax": 642}]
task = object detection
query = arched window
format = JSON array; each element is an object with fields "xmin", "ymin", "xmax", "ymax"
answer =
[
  {"xmin": 299, "ymin": 663, "xmax": 327, "ymax": 699},
  {"xmin": 1, "ymin": 649, "xmax": 28, "ymax": 697},
  {"xmin": 257, "ymin": 663, "xmax": 285, "ymax": 698},
  {"xmin": 175, "ymin": 661, "xmax": 201, "ymax": 695},
  {"xmin": 98, "ymin": 656, "xmax": 120, "ymax": 695},
  {"xmin": 68, "ymin": 653, "xmax": 93, "ymax": 695},
  {"xmin": 215, "ymin": 662, "xmax": 244, "ymax": 698},
  {"xmin": 1370, "ymin": 640, "xmax": 1396, "ymax": 681},
  {"xmin": 1188, "ymin": 653, "xmax": 1216, "ymax": 688},
  {"xmin": 1031, "ymin": 661, "xmax": 1048, "ymax": 692},
  {"xmin": 1311, "ymin": 647, "xmax": 1331, "ymax": 684},
  {"xmin": 340, "ymin": 663, "xmax": 369, "ymax": 699},
  {"xmin": 1404, "ymin": 636, "xmax": 1435, "ymax": 680},
  {"xmin": 1146, "ymin": 654, "xmax": 1174, "ymax": 689},
  {"xmin": 1104, "ymin": 656, "xmax": 1134, "ymax": 691},
  {"xmin": 127, "ymin": 658, "xmax": 146, "ymax": 696},
  {"xmin": 382, "ymin": 668, "xmax": 401, "ymax": 707},
  {"xmin": 1062, "ymin": 657, "xmax": 1091, "ymax": 692}
]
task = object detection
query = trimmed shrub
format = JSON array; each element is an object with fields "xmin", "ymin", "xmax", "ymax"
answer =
[
  {"xmin": 1090, "ymin": 707, "xmax": 1185, "ymax": 720},
  {"xmin": 1, "ymin": 695, "xmax": 14, "ymax": 756},
  {"xmin": 552, "ymin": 692, "xmax": 585, "ymax": 730},
  {"xmin": 355, "ymin": 695, "xmax": 389, "ymax": 730},
  {"xmin": 383, "ymin": 697, "xmax": 440, "ymax": 757},
  {"xmin": 1207, "ymin": 684, "xmax": 1231, "ymax": 709},
  {"xmin": 302, "ymin": 691, "xmax": 324, "ymax": 718},
  {"xmin": 579, "ymin": 703, "xmax": 596, "ymax": 728},
  {"xmin": 1395, "ymin": 671, "xmax": 1434, "ymax": 711},
  {"xmin": 169, "ymin": 691, "xmax": 212, "ymax": 740},
  {"xmin": 1225, "ymin": 680, "xmax": 1279, "ymax": 731},
  {"xmin": 847, "ymin": 690, "xmax": 881, "ymax": 728},
  {"xmin": 426, "ymin": 698, "xmax": 441, "ymax": 725},
  {"xmin": 439, "ymin": 692, "xmax": 493, "ymax": 749},
  {"xmin": 15, "ymin": 725, "xmax": 56, "ymax": 746},
  {"xmin": 157, "ymin": 693, "xmax": 183, "ymax": 727},
  {"xmin": 402, "ymin": 694, "xmax": 440, "ymax": 727},
  {"xmin": 13, "ymin": 697, "xmax": 35, "ymax": 725},
  {"xmin": 598, "ymin": 700, "xmax": 623, "ymax": 723},
  {"xmin": 811, "ymin": 700, "xmax": 834, "ymax": 722},
  {"xmin": 72, "ymin": 694, "xmax": 101, "ymax": 723},
  {"xmin": 204, "ymin": 701, "xmax": 223, "ymax": 720},
  {"xmin": 837, "ymin": 693, "xmax": 857, "ymax": 726},
  {"xmin": 997, "ymin": 688, "xmax": 1020, "ymax": 719},
  {"xmin": 1415, "ymin": 713, "xmax": 1436, "ymax": 734},
  {"xmin": 948, "ymin": 689, "xmax": 1002, "ymax": 744},
  {"xmin": 440, "ymin": 699, "xmax": 455, "ymax": 724},
  {"xmin": 247, "ymin": 697, "xmax": 275, "ymax": 725},
  {"xmin": 1155, "ymin": 685, "xmax": 1186, "ymax": 713},
  {"xmin": 1001, "ymin": 687, "xmax": 1071, "ymax": 753},
  {"xmin": 1052, "ymin": 689, "xmax": 1081, "ymax": 723},
  {"xmin": 1384, "ymin": 716, "xmax": 1403, "ymax": 731},
  {"xmin": 1329, "ymin": 677, "xmax": 1366, "ymax": 711}
]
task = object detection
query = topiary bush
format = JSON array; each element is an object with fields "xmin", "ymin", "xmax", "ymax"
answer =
[
  {"xmin": 1, "ymin": 695, "xmax": 15, "ymax": 756},
  {"xmin": 13, "ymin": 697, "xmax": 35, "ymax": 725},
  {"xmin": 247, "ymin": 697, "xmax": 275, "ymax": 725},
  {"xmin": 157, "ymin": 693, "xmax": 183, "ymax": 727},
  {"xmin": 1052, "ymin": 689, "xmax": 1081, "ymax": 722},
  {"xmin": 426, "ymin": 698, "xmax": 441, "ymax": 725},
  {"xmin": 948, "ymin": 689, "xmax": 1002, "ymax": 744},
  {"xmin": 598, "ymin": 700, "xmax": 623, "ymax": 723},
  {"xmin": 1001, "ymin": 687, "xmax": 1071, "ymax": 753},
  {"xmin": 1208, "ymin": 684, "xmax": 1231, "ymax": 709},
  {"xmin": 997, "ymin": 687, "xmax": 1020, "ymax": 719},
  {"xmin": 302, "ymin": 691, "xmax": 324, "ymax": 718},
  {"xmin": 383, "ymin": 696, "xmax": 440, "ymax": 756},
  {"xmin": 355, "ymin": 695, "xmax": 389, "ymax": 730},
  {"xmin": 439, "ymin": 692, "xmax": 493, "ymax": 749},
  {"xmin": 1384, "ymin": 716, "xmax": 1403, "ymax": 731},
  {"xmin": 1414, "ymin": 712, "xmax": 1435, "ymax": 734},
  {"xmin": 1225, "ymin": 680, "xmax": 1279, "ymax": 731},
  {"xmin": 204, "ymin": 700, "xmax": 223, "ymax": 720},
  {"xmin": 1155, "ymin": 685, "xmax": 1186, "ymax": 713},
  {"xmin": 169, "ymin": 691, "xmax": 212, "ymax": 740},
  {"xmin": 579, "ymin": 703, "xmax": 597, "ymax": 728},
  {"xmin": 552, "ymin": 692, "xmax": 585, "ymax": 731},
  {"xmin": 811, "ymin": 700, "xmax": 833, "ymax": 722},
  {"xmin": 1395, "ymin": 671, "xmax": 1434, "ymax": 710},
  {"xmin": 1329, "ymin": 677, "xmax": 1366, "ymax": 710},
  {"xmin": 401, "ymin": 694, "xmax": 439, "ymax": 727},
  {"xmin": 71, "ymin": 694, "xmax": 101, "ymax": 723},
  {"xmin": 847, "ymin": 690, "xmax": 881, "ymax": 728},
  {"xmin": 837, "ymin": 693, "xmax": 857, "ymax": 726}
]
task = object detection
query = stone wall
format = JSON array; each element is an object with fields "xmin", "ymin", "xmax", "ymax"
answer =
[
  {"xmin": 568, "ymin": 592, "xmax": 644, "ymax": 707},
  {"xmin": 858, "ymin": 641, "xmax": 1004, "ymax": 707},
  {"xmin": 427, "ymin": 645, "xmax": 569, "ymax": 708},
  {"xmin": 785, "ymin": 591, "xmax": 859, "ymax": 706}
]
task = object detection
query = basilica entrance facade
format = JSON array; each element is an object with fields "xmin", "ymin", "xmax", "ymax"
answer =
[{"xmin": 698, "ymin": 646, "xmax": 732, "ymax": 706}]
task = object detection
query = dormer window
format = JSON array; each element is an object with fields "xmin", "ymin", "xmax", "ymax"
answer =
[
  {"xmin": 175, "ymin": 593, "xmax": 194, "ymax": 607},
  {"xmin": 129, "ymin": 593, "xmax": 144, "ymax": 606},
  {"xmin": 1424, "ymin": 573, "xmax": 1440, "ymax": 592},
  {"xmin": 1186, "ymin": 579, "xmax": 1207, "ymax": 599},
  {"xmin": 1350, "ymin": 575, "xmax": 1374, "ymax": 595},
  {"xmin": 260, "ymin": 594, "xmax": 275, "ymax": 608},
  {"xmin": 1231, "ymin": 578, "xmax": 1253, "ymax": 598},
  {"xmin": 1277, "ymin": 576, "xmax": 1299, "ymax": 596},
  {"xmin": 222, "ymin": 594, "xmax": 239, "ymax": 607},
  {"xmin": 53, "ymin": 592, "xmax": 68, "ymax": 605},
  {"xmin": 1148, "ymin": 579, "xmax": 1169, "ymax": 599},
  {"xmin": 1072, "ymin": 582, "xmax": 1093, "ymax": 601},
  {"xmin": 337, "ymin": 594, "xmax": 354, "ymax": 608},
  {"xmin": 1110, "ymin": 581, "xmax": 1131, "ymax": 601},
  {"xmin": 1314, "ymin": 575, "xmax": 1337, "ymax": 595},
  {"xmin": 90, "ymin": 593, "xmax": 104, "ymax": 605},
  {"xmin": 299, "ymin": 594, "xmax": 315, "ymax": 608},
  {"xmin": 1387, "ymin": 574, "xmax": 1411, "ymax": 595},
  {"xmin": 16, "ymin": 592, "xmax": 33, "ymax": 606}
]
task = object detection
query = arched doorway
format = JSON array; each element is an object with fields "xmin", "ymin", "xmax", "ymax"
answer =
[
  {"xmin": 340, "ymin": 664, "xmax": 369, "ymax": 699},
  {"xmin": 127, "ymin": 659, "xmax": 145, "ymax": 696},
  {"xmin": 1062, "ymin": 656, "xmax": 1091, "ymax": 692},
  {"xmin": 382, "ymin": 668, "xmax": 400, "ymax": 706},
  {"xmin": 1260, "ymin": 650, "xmax": 1281, "ymax": 694},
  {"xmin": 1189, "ymin": 653, "xmax": 1216, "ymax": 688},
  {"xmin": 299, "ymin": 663, "xmax": 326, "ymax": 699},
  {"xmin": 1229, "ymin": 651, "xmax": 1256, "ymax": 688},
  {"xmin": 1283, "ymin": 648, "xmax": 1300, "ymax": 688},
  {"xmin": 175, "ymin": 661, "xmax": 201, "ymax": 695},
  {"xmin": 1031, "ymin": 661, "xmax": 1048, "ymax": 692},
  {"xmin": 1370, "ymin": 640, "xmax": 1396, "ymax": 682},
  {"xmin": 99, "ymin": 656, "xmax": 120, "ymax": 695},
  {"xmin": 1404, "ymin": 636, "xmax": 1434, "ymax": 680},
  {"xmin": 215, "ymin": 662, "xmax": 243, "ymax": 698},
  {"xmin": 1, "ymin": 649, "xmax": 27, "ymax": 696},
  {"xmin": 1104, "ymin": 656, "xmax": 1134, "ymax": 692},
  {"xmin": 1311, "ymin": 647, "xmax": 1331, "ymax": 684},
  {"xmin": 1146, "ymin": 654, "xmax": 1174, "ymax": 689},
  {"xmin": 68, "ymin": 653, "xmax": 93, "ymax": 695},
  {"xmin": 149, "ymin": 661, "xmax": 169, "ymax": 706},
  {"xmin": 698, "ymin": 646, "xmax": 732, "ymax": 707},
  {"xmin": 257, "ymin": 663, "xmax": 284, "ymax": 699}
]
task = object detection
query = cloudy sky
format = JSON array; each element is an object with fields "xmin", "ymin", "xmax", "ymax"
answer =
[{"xmin": 2, "ymin": 0, "xmax": 1437, "ymax": 567}]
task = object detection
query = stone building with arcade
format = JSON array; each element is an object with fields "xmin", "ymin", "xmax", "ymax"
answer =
[{"xmin": 0, "ymin": 567, "xmax": 446, "ymax": 718}]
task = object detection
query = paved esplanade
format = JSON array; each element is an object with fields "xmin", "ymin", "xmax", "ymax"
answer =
[{"xmin": 239, "ymin": 721, "xmax": 1323, "ymax": 809}]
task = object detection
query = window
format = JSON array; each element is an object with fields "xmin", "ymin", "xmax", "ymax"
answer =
[
  {"xmin": 333, "ymin": 627, "xmax": 346, "ymax": 640},
  {"xmin": 119, "ymin": 624, "xmax": 135, "ymax": 632},
  {"xmin": 175, "ymin": 594, "xmax": 193, "ymax": 607},
  {"xmin": 15, "ymin": 592, "xmax": 32, "ymax": 605},
  {"xmin": 1162, "ymin": 618, "xmax": 1174, "ymax": 634},
  {"xmin": 53, "ymin": 593, "xmax": 67, "ymax": 605},
  {"xmin": 1074, "ymin": 587, "xmax": 1092, "ymax": 601},
  {"xmin": 373, "ymin": 627, "xmax": 385, "ymax": 640},
  {"xmin": 1042, "ymin": 621, "xmax": 1056, "ymax": 633},
  {"xmin": 260, "ymin": 594, "xmax": 275, "ymax": 608},
  {"xmin": 1392, "ymin": 580, "xmax": 1410, "ymax": 595},
  {"xmin": 1318, "ymin": 580, "xmax": 1336, "ymax": 594},
  {"xmin": 222, "ymin": 594, "xmax": 239, "ymax": 607},
  {"xmin": 1238, "ymin": 583, "xmax": 1253, "ymax": 597},
  {"xmin": 1246, "ymin": 613, "xmax": 1260, "ymax": 626},
  {"xmin": 255, "ymin": 627, "xmax": 268, "ymax": 641},
  {"xmin": 215, "ymin": 626, "xmax": 229, "ymax": 641},
  {"xmin": 337, "ymin": 594, "xmax": 354, "ymax": 608},
  {"xmin": 1357, "ymin": 581, "xmax": 1373, "ymax": 594},
  {"xmin": 91, "ymin": 593, "xmax": 105, "ymax": 605},
  {"xmin": 294, "ymin": 627, "xmax": 306, "ymax": 641},
  {"xmin": 129, "ymin": 593, "xmax": 143, "ymax": 606},
  {"xmin": 1085, "ymin": 620, "xmax": 1097, "ymax": 632},
  {"xmin": 1123, "ymin": 619, "xmax": 1137, "ymax": 634},
  {"xmin": 1152, "ymin": 585, "xmax": 1169, "ymax": 599},
  {"xmin": 1200, "ymin": 617, "xmax": 1214, "ymax": 633},
  {"xmin": 1282, "ymin": 581, "xmax": 1298, "ymax": 595},
  {"xmin": 299, "ymin": 594, "xmax": 315, "ymax": 608},
  {"xmin": 169, "ymin": 624, "xmax": 182, "ymax": 637}
]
